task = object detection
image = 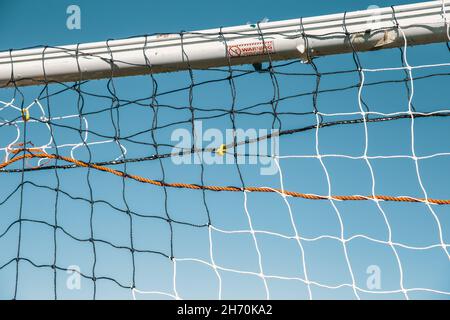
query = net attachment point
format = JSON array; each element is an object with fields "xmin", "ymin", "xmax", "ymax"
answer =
[
  {"xmin": 21, "ymin": 109, "xmax": 30, "ymax": 122},
  {"xmin": 216, "ymin": 144, "xmax": 227, "ymax": 156},
  {"xmin": 296, "ymin": 41, "xmax": 312, "ymax": 63}
]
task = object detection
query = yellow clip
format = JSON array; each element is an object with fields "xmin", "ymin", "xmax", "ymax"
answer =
[
  {"xmin": 21, "ymin": 109, "xmax": 30, "ymax": 122},
  {"xmin": 216, "ymin": 144, "xmax": 227, "ymax": 156}
]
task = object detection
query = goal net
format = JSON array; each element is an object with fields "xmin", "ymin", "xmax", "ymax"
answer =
[{"xmin": 0, "ymin": 1, "xmax": 449, "ymax": 299}]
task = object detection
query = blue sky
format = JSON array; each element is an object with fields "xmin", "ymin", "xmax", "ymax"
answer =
[{"xmin": 0, "ymin": 0, "xmax": 449, "ymax": 299}]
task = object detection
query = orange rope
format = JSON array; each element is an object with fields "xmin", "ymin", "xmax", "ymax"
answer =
[{"xmin": 2, "ymin": 148, "xmax": 450, "ymax": 205}]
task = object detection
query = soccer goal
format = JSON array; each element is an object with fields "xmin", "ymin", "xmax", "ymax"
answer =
[{"xmin": 0, "ymin": 1, "xmax": 449, "ymax": 299}]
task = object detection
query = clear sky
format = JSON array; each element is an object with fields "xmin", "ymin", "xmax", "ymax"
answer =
[{"xmin": 0, "ymin": 0, "xmax": 449, "ymax": 300}]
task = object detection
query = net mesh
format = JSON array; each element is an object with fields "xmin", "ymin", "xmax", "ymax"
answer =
[{"xmin": 1, "ymin": 11, "xmax": 450, "ymax": 299}]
